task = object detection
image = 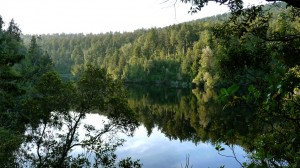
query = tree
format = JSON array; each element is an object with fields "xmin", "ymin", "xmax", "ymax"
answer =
[
  {"xmin": 70, "ymin": 46, "xmax": 84, "ymax": 76},
  {"xmin": 176, "ymin": 1, "xmax": 300, "ymax": 167},
  {"xmin": 0, "ymin": 16, "xmax": 144, "ymax": 167},
  {"xmin": 15, "ymin": 66, "xmax": 140, "ymax": 167},
  {"xmin": 193, "ymin": 46, "xmax": 219, "ymax": 88},
  {"xmin": 178, "ymin": 0, "xmax": 300, "ymax": 12},
  {"xmin": 20, "ymin": 36, "xmax": 53, "ymax": 86},
  {"xmin": 0, "ymin": 17, "xmax": 25, "ymax": 122},
  {"xmin": 0, "ymin": 17, "xmax": 25, "ymax": 167}
]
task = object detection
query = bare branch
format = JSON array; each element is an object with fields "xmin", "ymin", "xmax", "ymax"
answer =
[
  {"xmin": 217, "ymin": 144, "xmax": 244, "ymax": 167},
  {"xmin": 160, "ymin": 0, "xmax": 178, "ymax": 21}
]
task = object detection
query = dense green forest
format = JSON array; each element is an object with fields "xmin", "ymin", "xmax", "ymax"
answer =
[
  {"xmin": 1, "ymin": 1, "xmax": 300, "ymax": 167},
  {"xmin": 22, "ymin": 3, "xmax": 299, "ymax": 89},
  {"xmin": 23, "ymin": 14, "xmax": 227, "ymax": 87},
  {"xmin": 0, "ymin": 17, "xmax": 141, "ymax": 167}
]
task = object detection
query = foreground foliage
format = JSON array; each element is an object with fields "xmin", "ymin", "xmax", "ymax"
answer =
[
  {"xmin": 16, "ymin": 67, "xmax": 140, "ymax": 168},
  {"xmin": 0, "ymin": 17, "xmax": 141, "ymax": 167}
]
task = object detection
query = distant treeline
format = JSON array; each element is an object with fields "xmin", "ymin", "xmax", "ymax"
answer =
[{"xmin": 22, "ymin": 14, "xmax": 229, "ymax": 87}]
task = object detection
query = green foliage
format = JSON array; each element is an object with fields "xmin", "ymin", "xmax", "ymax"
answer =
[
  {"xmin": 210, "ymin": 4, "xmax": 300, "ymax": 167},
  {"xmin": 20, "ymin": 36, "xmax": 53, "ymax": 85},
  {"xmin": 1, "ymin": 17, "xmax": 140, "ymax": 167},
  {"xmin": 118, "ymin": 157, "xmax": 142, "ymax": 168},
  {"xmin": 76, "ymin": 66, "xmax": 139, "ymax": 133},
  {"xmin": 180, "ymin": 0, "xmax": 300, "ymax": 13},
  {"xmin": 219, "ymin": 84, "xmax": 240, "ymax": 103},
  {"xmin": 215, "ymin": 143, "xmax": 225, "ymax": 152},
  {"xmin": 13, "ymin": 66, "xmax": 140, "ymax": 167},
  {"xmin": 1, "ymin": 2, "xmax": 299, "ymax": 167},
  {"xmin": 0, "ymin": 17, "xmax": 25, "ymax": 114},
  {"xmin": 22, "ymin": 19, "xmax": 217, "ymax": 86},
  {"xmin": 123, "ymin": 6, "xmax": 300, "ymax": 167},
  {"xmin": 0, "ymin": 127, "xmax": 22, "ymax": 167},
  {"xmin": 0, "ymin": 17, "xmax": 27, "ymax": 167},
  {"xmin": 193, "ymin": 46, "xmax": 219, "ymax": 88}
]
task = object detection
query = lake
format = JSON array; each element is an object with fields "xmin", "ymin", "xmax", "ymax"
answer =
[
  {"xmin": 82, "ymin": 113, "xmax": 246, "ymax": 168},
  {"xmin": 18, "ymin": 84, "xmax": 251, "ymax": 167},
  {"xmin": 114, "ymin": 84, "xmax": 248, "ymax": 167}
]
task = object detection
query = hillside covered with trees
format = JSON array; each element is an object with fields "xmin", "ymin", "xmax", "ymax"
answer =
[
  {"xmin": 1, "ymin": 0, "xmax": 300, "ymax": 167},
  {"xmin": 24, "ymin": 3, "xmax": 298, "ymax": 89},
  {"xmin": 23, "ymin": 14, "xmax": 228, "ymax": 87}
]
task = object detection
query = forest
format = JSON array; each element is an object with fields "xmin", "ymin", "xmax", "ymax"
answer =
[
  {"xmin": 1, "ymin": 1, "xmax": 300, "ymax": 167},
  {"xmin": 22, "ymin": 14, "xmax": 226, "ymax": 87}
]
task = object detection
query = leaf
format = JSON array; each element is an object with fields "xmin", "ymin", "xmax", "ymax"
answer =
[
  {"xmin": 227, "ymin": 84, "xmax": 239, "ymax": 94},
  {"xmin": 248, "ymin": 85, "xmax": 255, "ymax": 93},
  {"xmin": 220, "ymin": 88, "xmax": 228, "ymax": 95}
]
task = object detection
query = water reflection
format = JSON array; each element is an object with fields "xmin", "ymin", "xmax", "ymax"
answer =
[
  {"xmin": 117, "ymin": 126, "xmax": 246, "ymax": 168},
  {"xmin": 126, "ymin": 84, "xmax": 258, "ymax": 145},
  {"xmin": 5, "ymin": 80, "xmax": 297, "ymax": 167},
  {"xmin": 124, "ymin": 84, "xmax": 250, "ymax": 167},
  {"xmin": 17, "ymin": 111, "xmax": 137, "ymax": 168},
  {"xmin": 13, "ymin": 83, "xmax": 255, "ymax": 167},
  {"xmin": 19, "ymin": 111, "xmax": 247, "ymax": 167}
]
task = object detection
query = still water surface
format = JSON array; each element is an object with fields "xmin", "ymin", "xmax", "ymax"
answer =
[
  {"xmin": 83, "ymin": 113, "xmax": 246, "ymax": 168},
  {"xmin": 20, "ymin": 84, "xmax": 248, "ymax": 167},
  {"xmin": 80, "ymin": 85, "xmax": 248, "ymax": 167}
]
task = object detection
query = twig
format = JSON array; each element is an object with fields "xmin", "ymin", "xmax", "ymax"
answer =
[
  {"xmin": 217, "ymin": 144, "xmax": 244, "ymax": 167},
  {"xmin": 181, "ymin": 154, "xmax": 193, "ymax": 168},
  {"xmin": 160, "ymin": 0, "xmax": 178, "ymax": 21}
]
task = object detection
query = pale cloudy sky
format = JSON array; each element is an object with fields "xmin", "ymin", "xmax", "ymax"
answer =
[{"xmin": 0, "ymin": 0, "xmax": 265, "ymax": 34}]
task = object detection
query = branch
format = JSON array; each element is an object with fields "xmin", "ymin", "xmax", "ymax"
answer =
[
  {"xmin": 160, "ymin": 0, "xmax": 178, "ymax": 20},
  {"xmin": 69, "ymin": 122, "xmax": 116, "ymax": 149},
  {"xmin": 56, "ymin": 112, "xmax": 85, "ymax": 166},
  {"xmin": 229, "ymin": 145, "xmax": 244, "ymax": 167},
  {"xmin": 217, "ymin": 144, "xmax": 244, "ymax": 167},
  {"xmin": 36, "ymin": 122, "xmax": 47, "ymax": 164},
  {"xmin": 266, "ymin": 0, "xmax": 300, "ymax": 8}
]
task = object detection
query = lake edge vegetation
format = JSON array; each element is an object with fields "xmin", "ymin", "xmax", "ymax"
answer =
[{"xmin": 1, "ymin": 1, "xmax": 300, "ymax": 167}]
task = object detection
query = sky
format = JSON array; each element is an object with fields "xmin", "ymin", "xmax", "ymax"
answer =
[{"xmin": 0, "ymin": 0, "xmax": 265, "ymax": 35}]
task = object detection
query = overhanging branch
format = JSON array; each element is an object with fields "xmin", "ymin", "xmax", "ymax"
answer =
[{"xmin": 266, "ymin": 0, "xmax": 300, "ymax": 8}]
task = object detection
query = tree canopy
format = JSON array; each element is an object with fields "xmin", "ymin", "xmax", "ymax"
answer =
[
  {"xmin": 179, "ymin": 0, "xmax": 300, "ymax": 12},
  {"xmin": 0, "ymin": 16, "xmax": 141, "ymax": 167}
]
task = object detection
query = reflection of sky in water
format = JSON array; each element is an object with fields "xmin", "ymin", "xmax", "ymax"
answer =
[
  {"xmin": 116, "ymin": 124, "xmax": 247, "ymax": 168},
  {"xmin": 109, "ymin": 119, "xmax": 245, "ymax": 168},
  {"xmin": 28, "ymin": 114, "xmax": 245, "ymax": 168},
  {"xmin": 77, "ymin": 114, "xmax": 247, "ymax": 168},
  {"xmin": 23, "ymin": 113, "xmax": 247, "ymax": 167}
]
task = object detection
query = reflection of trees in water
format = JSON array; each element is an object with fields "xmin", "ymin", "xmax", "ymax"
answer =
[
  {"xmin": 128, "ymin": 84, "xmax": 300, "ymax": 166},
  {"xmin": 4, "ymin": 67, "xmax": 141, "ymax": 168},
  {"xmin": 125, "ymin": 84, "xmax": 188, "ymax": 105},
  {"xmin": 16, "ymin": 112, "xmax": 136, "ymax": 168},
  {"xmin": 128, "ymin": 86, "xmax": 226, "ymax": 142}
]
